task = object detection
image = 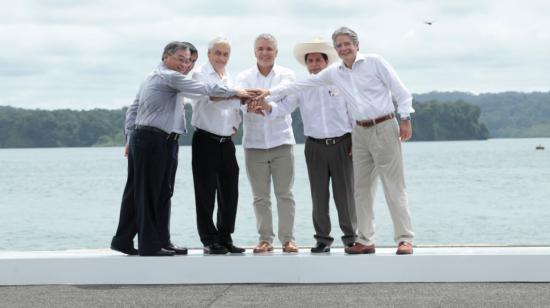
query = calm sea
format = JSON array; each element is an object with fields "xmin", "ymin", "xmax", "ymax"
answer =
[{"xmin": 1, "ymin": 138, "xmax": 549, "ymax": 251}]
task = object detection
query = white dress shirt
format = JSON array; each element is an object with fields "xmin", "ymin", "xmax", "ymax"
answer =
[
  {"xmin": 269, "ymin": 83, "xmax": 354, "ymax": 139},
  {"xmin": 269, "ymin": 53, "xmax": 414, "ymax": 121},
  {"xmin": 236, "ymin": 64, "xmax": 296, "ymax": 149},
  {"xmin": 191, "ymin": 62, "xmax": 241, "ymax": 136}
]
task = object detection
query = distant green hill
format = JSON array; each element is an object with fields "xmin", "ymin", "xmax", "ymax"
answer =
[
  {"xmin": 7, "ymin": 90, "xmax": 548, "ymax": 148},
  {"xmin": 414, "ymin": 91, "xmax": 550, "ymax": 137}
]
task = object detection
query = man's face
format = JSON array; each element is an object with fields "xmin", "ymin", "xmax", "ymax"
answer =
[
  {"xmin": 163, "ymin": 48, "xmax": 191, "ymax": 73},
  {"xmin": 334, "ymin": 35, "xmax": 358, "ymax": 64},
  {"xmin": 305, "ymin": 53, "xmax": 328, "ymax": 75},
  {"xmin": 183, "ymin": 53, "xmax": 199, "ymax": 75},
  {"xmin": 208, "ymin": 43, "xmax": 231, "ymax": 72},
  {"xmin": 254, "ymin": 38, "xmax": 277, "ymax": 68}
]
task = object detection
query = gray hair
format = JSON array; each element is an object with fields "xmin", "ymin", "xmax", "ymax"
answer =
[
  {"xmin": 331, "ymin": 26, "xmax": 359, "ymax": 47},
  {"xmin": 208, "ymin": 36, "xmax": 231, "ymax": 51},
  {"xmin": 162, "ymin": 41, "xmax": 190, "ymax": 60},
  {"xmin": 254, "ymin": 33, "xmax": 278, "ymax": 50}
]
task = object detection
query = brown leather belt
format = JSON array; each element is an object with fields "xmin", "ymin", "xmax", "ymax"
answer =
[
  {"xmin": 308, "ymin": 133, "xmax": 351, "ymax": 146},
  {"xmin": 356, "ymin": 113, "xmax": 395, "ymax": 128}
]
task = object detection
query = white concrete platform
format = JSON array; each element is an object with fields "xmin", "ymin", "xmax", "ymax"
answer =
[{"xmin": 1, "ymin": 246, "xmax": 549, "ymax": 285}]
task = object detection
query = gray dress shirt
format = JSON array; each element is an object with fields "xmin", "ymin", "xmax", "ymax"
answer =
[{"xmin": 131, "ymin": 62, "xmax": 237, "ymax": 135}]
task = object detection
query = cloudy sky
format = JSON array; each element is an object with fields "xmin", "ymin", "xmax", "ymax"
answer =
[{"xmin": 1, "ymin": 0, "xmax": 549, "ymax": 110}]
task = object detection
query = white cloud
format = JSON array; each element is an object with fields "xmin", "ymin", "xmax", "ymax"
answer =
[{"xmin": 1, "ymin": 0, "xmax": 549, "ymax": 109}]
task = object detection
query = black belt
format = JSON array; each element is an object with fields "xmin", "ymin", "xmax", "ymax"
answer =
[
  {"xmin": 195, "ymin": 128, "xmax": 232, "ymax": 143},
  {"xmin": 135, "ymin": 125, "xmax": 180, "ymax": 141},
  {"xmin": 308, "ymin": 133, "xmax": 351, "ymax": 146},
  {"xmin": 356, "ymin": 113, "xmax": 395, "ymax": 128}
]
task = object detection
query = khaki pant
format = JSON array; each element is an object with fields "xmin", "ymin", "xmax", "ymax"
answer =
[
  {"xmin": 245, "ymin": 144, "xmax": 295, "ymax": 244},
  {"xmin": 352, "ymin": 119, "xmax": 414, "ymax": 245}
]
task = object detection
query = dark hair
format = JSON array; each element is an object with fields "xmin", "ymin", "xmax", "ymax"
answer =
[
  {"xmin": 162, "ymin": 41, "xmax": 189, "ymax": 60},
  {"xmin": 305, "ymin": 53, "xmax": 328, "ymax": 63},
  {"xmin": 181, "ymin": 41, "xmax": 198, "ymax": 55}
]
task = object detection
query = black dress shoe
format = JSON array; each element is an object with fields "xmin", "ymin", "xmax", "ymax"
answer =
[
  {"xmin": 203, "ymin": 243, "xmax": 228, "ymax": 255},
  {"xmin": 110, "ymin": 243, "xmax": 138, "ymax": 255},
  {"xmin": 310, "ymin": 242, "xmax": 330, "ymax": 253},
  {"xmin": 224, "ymin": 243, "xmax": 245, "ymax": 254},
  {"xmin": 140, "ymin": 248, "xmax": 176, "ymax": 256},
  {"xmin": 164, "ymin": 243, "xmax": 188, "ymax": 255}
]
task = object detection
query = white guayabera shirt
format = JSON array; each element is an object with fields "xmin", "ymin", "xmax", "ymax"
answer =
[
  {"xmin": 269, "ymin": 82, "xmax": 354, "ymax": 139},
  {"xmin": 270, "ymin": 53, "xmax": 414, "ymax": 121},
  {"xmin": 191, "ymin": 62, "xmax": 241, "ymax": 136},
  {"xmin": 236, "ymin": 64, "xmax": 296, "ymax": 149}
]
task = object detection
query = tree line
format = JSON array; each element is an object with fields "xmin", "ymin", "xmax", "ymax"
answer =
[{"xmin": 0, "ymin": 99, "xmax": 491, "ymax": 148}]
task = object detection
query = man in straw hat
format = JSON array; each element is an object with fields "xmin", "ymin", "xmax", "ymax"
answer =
[
  {"xmin": 260, "ymin": 38, "xmax": 357, "ymax": 253},
  {"xmin": 255, "ymin": 27, "xmax": 415, "ymax": 255}
]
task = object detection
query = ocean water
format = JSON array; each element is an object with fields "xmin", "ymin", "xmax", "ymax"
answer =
[{"xmin": 1, "ymin": 138, "xmax": 549, "ymax": 251}]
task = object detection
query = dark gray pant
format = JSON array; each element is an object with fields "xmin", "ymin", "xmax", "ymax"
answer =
[{"xmin": 305, "ymin": 135, "xmax": 357, "ymax": 246}]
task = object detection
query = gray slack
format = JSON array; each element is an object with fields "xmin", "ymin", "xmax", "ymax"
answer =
[
  {"xmin": 244, "ymin": 144, "xmax": 296, "ymax": 244},
  {"xmin": 305, "ymin": 134, "xmax": 357, "ymax": 246}
]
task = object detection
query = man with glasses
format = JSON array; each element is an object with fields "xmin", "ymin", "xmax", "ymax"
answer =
[{"xmin": 112, "ymin": 41, "xmax": 253, "ymax": 256}]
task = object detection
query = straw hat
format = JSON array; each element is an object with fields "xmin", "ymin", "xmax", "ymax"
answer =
[{"xmin": 293, "ymin": 37, "xmax": 339, "ymax": 67}]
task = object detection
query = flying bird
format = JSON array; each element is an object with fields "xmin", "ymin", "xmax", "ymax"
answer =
[{"xmin": 424, "ymin": 20, "xmax": 434, "ymax": 25}]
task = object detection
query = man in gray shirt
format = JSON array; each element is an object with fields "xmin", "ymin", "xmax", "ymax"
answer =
[
  {"xmin": 114, "ymin": 41, "xmax": 253, "ymax": 256},
  {"xmin": 111, "ymin": 42, "xmax": 200, "ymax": 256}
]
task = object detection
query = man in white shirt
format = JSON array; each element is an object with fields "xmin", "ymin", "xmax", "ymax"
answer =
[
  {"xmin": 262, "ymin": 38, "xmax": 357, "ymax": 253},
  {"xmin": 236, "ymin": 33, "xmax": 299, "ymax": 253},
  {"xmin": 257, "ymin": 27, "xmax": 415, "ymax": 255},
  {"xmin": 191, "ymin": 37, "xmax": 245, "ymax": 254}
]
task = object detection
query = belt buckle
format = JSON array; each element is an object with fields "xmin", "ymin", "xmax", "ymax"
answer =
[
  {"xmin": 325, "ymin": 138, "xmax": 336, "ymax": 145},
  {"xmin": 219, "ymin": 137, "xmax": 227, "ymax": 143}
]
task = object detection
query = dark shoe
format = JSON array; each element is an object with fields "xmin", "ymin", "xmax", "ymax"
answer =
[
  {"xmin": 164, "ymin": 243, "xmax": 188, "ymax": 255},
  {"xmin": 396, "ymin": 241, "xmax": 413, "ymax": 255},
  {"xmin": 110, "ymin": 243, "xmax": 138, "ymax": 256},
  {"xmin": 140, "ymin": 248, "xmax": 175, "ymax": 257},
  {"xmin": 224, "ymin": 243, "xmax": 245, "ymax": 254},
  {"xmin": 344, "ymin": 242, "xmax": 376, "ymax": 254},
  {"xmin": 203, "ymin": 243, "xmax": 228, "ymax": 255},
  {"xmin": 310, "ymin": 242, "xmax": 330, "ymax": 253}
]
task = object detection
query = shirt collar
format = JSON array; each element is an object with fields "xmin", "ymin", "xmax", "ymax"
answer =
[
  {"xmin": 254, "ymin": 63, "xmax": 278, "ymax": 78},
  {"xmin": 338, "ymin": 53, "xmax": 366, "ymax": 70},
  {"xmin": 204, "ymin": 61, "xmax": 228, "ymax": 79}
]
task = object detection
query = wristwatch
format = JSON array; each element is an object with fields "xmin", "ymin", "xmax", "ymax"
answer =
[{"xmin": 400, "ymin": 116, "xmax": 411, "ymax": 121}]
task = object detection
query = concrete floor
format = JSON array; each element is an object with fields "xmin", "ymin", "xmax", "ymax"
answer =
[{"xmin": 1, "ymin": 283, "xmax": 550, "ymax": 308}]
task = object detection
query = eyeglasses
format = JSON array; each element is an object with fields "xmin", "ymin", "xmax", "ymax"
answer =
[{"xmin": 170, "ymin": 54, "xmax": 191, "ymax": 64}]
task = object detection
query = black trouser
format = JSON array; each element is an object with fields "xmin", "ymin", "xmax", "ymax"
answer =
[
  {"xmin": 111, "ymin": 139, "xmax": 138, "ymax": 250},
  {"xmin": 158, "ymin": 138, "xmax": 179, "ymax": 246},
  {"xmin": 112, "ymin": 130, "xmax": 180, "ymax": 251},
  {"xmin": 192, "ymin": 129, "xmax": 239, "ymax": 246}
]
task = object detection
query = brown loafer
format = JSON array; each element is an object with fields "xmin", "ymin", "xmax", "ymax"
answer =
[
  {"xmin": 344, "ymin": 242, "xmax": 376, "ymax": 254},
  {"xmin": 396, "ymin": 241, "xmax": 413, "ymax": 255},
  {"xmin": 253, "ymin": 241, "xmax": 273, "ymax": 253},
  {"xmin": 282, "ymin": 241, "xmax": 299, "ymax": 253}
]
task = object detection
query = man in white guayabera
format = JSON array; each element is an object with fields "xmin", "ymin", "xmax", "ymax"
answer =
[
  {"xmin": 255, "ymin": 27, "xmax": 415, "ymax": 255},
  {"xmin": 236, "ymin": 33, "xmax": 299, "ymax": 254}
]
